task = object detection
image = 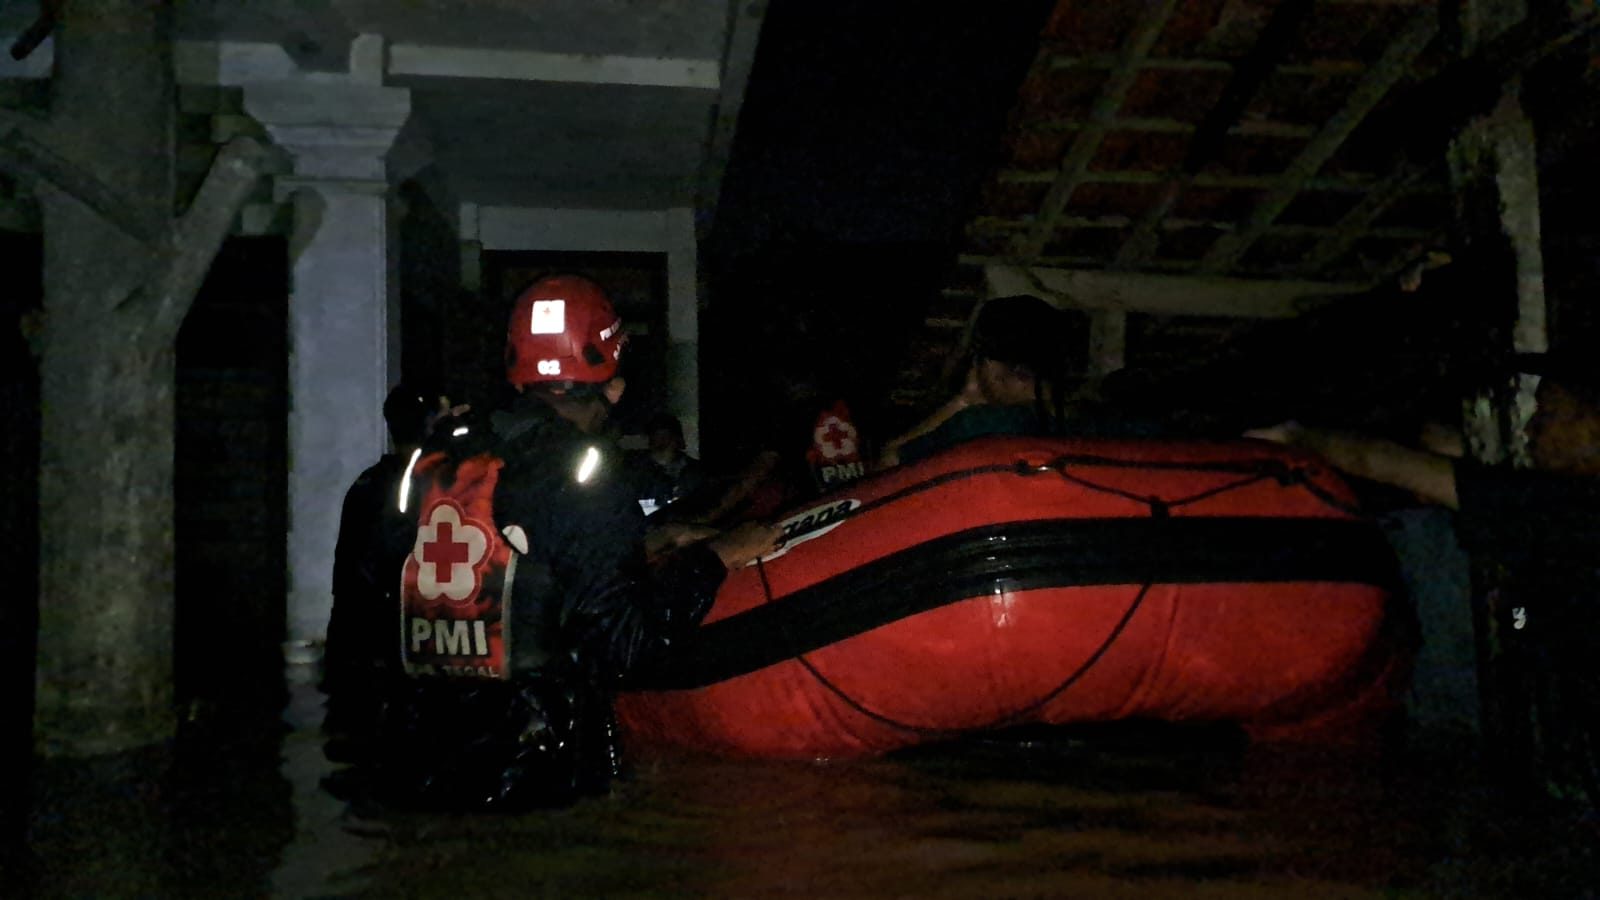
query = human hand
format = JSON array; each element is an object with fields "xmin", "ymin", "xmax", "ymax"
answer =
[
  {"xmin": 426, "ymin": 399, "xmax": 472, "ymax": 434},
  {"xmin": 706, "ymin": 521, "xmax": 785, "ymax": 570},
  {"xmin": 1418, "ymin": 421, "xmax": 1464, "ymax": 458},
  {"xmin": 956, "ymin": 365, "xmax": 985, "ymax": 406},
  {"xmin": 1242, "ymin": 420, "xmax": 1304, "ymax": 446},
  {"xmin": 644, "ymin": 521, "xmax": 720, "ymax": 561}
]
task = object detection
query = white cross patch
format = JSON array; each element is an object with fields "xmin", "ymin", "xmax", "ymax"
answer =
[
  {"xmin": 412, "ymin": 500, "xmax": 490, "ymax": 603},
  {"xmin": 529, "ymin": 299, "xmax": 566, "ymax": 335}
]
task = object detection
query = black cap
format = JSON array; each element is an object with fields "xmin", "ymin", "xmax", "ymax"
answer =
[
  {"xmin": 970, "ymin": 295, "xmax": 1069, "ymax": 368},
  {"xmin": 383, "ymin": 383, "xmax": 438, "ymax": 446}
]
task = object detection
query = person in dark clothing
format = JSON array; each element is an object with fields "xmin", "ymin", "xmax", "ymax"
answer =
[
  {"xmin": 879, "ymin": 295, "xmax": 1074, "ymax": 468},
  {"xmin": 697, "ymin": 370, "xmax": 871, "ymax": 524},
  {"xmin": 346, "ymin": 274, "xmax": 778, "ymax": 811},
  {"xmin": 626, "ymin": 412, "xmax": 708, "ymax": 517},
  {"xmin": 322, "ymin": 382, "xmax": 456, "ymax": 746},
  {"xmin": 881, "ymin": 295, "xmax": 1167, "ymax": 469},
  {"xmin": 1246, "ymin": 360, "xmax": 1600, "ymax": 808}
]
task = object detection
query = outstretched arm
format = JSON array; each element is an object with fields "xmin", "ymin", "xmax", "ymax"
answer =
[
  {"xmin": 696, "ymin": 449, "xmax": 781, "ymax": 525},
  {"xmin": 1244, "ymin": 421, "xmax": 1460, "ymax": 509},
  {"xmin": 877, "ymin": 366, "xmax": 984, "ymax": 469}
]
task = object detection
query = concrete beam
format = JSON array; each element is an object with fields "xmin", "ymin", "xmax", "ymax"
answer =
[
  {"xmin": 696, "ymin": 0, "xmax": 769, "ymax": 238},
  {"xmin": 388, "ymin": 44, "xmax": 720, "ymax": 90},
  {"xmin": 5, "ymin": 38, "xmax": 390, "ymax": 86},
  {"xmin": 474, "ymin": 205, "xmax": 675, "ymax": 253},
  {"xmin": 985, "ymin": 265, "xmax": 1367, "ymax": 319}
]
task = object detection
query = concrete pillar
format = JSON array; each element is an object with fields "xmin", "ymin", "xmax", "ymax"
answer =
[
  {"xmin": 1451, "ymin": 1, "xmax": 1546, "ymax": 468},
  {"xmin": 665, "ymin": 207, "xmax": 701, "ymax": 456},
  {"xmin": 1087, "ymin": 310, "xmax": 1127, "ymax": 376},
  {"xmin": 244, "ymin": 82, "xmax": 411, "ymax": 646},
  {"xmin": 1447, "ymin": 0, "xmax": 1545, "ymax": 786},
  {"xmin": 458, "ymin": 201, "xmax": 483, "ymax": 292}
]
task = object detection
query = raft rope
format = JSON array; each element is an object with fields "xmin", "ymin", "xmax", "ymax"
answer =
[
  {"xmin": 802, "ymin": 453, "xmax": 1361, "ymax": 540},
  {"xmin": 1034, "ymin": 452, "xmax": 1365, "ymax": 519},
  {"xmin": 755, "ymin": 550, "xmax": 1153, "ymax": 738},
  {"xmin": 753, "ymin": 450, "xmax": 1363, "ymax": 736}
]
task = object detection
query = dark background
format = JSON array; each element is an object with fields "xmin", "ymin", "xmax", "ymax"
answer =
[{"xmin": 696, "ymin": 1, "xmax": 1056, "ymax": 462}]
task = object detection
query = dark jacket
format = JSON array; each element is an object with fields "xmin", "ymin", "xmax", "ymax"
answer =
[
  {"xmin": 484, "ymin": 396, "xmax": 727, "ymax": 678},
  {"xmin": 1452, "ymin": 462, "xmax": 1600, "ymax": 806},
  {"xmin": 353, "ymin": 394, "xmax": 730, "ymax": 810},
  {"xmin": 324, "ymin": 451, "xmax": 412, "ymax": 728}
]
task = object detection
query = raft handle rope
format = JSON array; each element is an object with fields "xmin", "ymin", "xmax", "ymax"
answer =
[
  {"xmin": 745, "ymin": 448, "xmax": 1366, "ymax": 738},
  {"xmin": 798, "ymin": 451, "xmax": 1358, "ymax": 547},
  {"xmin": 1039, "ymin": 453, "xmax": 1364, "ymax": 518},
  {"xmin": 754, "ymin": 551, "xmax": 1154, "ymax": 738}
]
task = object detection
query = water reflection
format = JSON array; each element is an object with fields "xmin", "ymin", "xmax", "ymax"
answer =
[
  {"xmin": 22, "ymin": 720, "xmax": 294, "ymax": 899},
  {"xmin": 14, "ymin": 676, "xmax": 1597, "ymax": 899},
  {"xmin": 328, "ymin": 726, "xmax": 1595, "ymax": 900}
]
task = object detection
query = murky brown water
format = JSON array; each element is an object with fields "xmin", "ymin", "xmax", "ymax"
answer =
[{"xmin": 13, "ymin": 668, "xmax": 1597, "ymax": 900}]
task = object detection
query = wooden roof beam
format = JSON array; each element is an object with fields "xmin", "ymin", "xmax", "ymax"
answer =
[
  {"xmin": 998, "ymin": 168, "xmax": 1426, "ymax": 192},
  {"xmin": 1198, "ymin": 11, "xmax": 1439, "ymax": 274},
  {"xmin": 1028, "ymin": 116, "xmax": 1315, "ymax": 139},
  {"xmin": 961, "ymin": 253, "xmax": 1402, "ymax": 282},
  {"xmin": 985, "ymin": 265, "xmax": 1368, "ymax": 319},
  {"xmin": 969, "ymin": 213, "xmax": 1434, "ymax": 241},
  {"xmin": 1045, "ymin": 56, "xmax": 1368, "ymax": 76},
  {"xmin": 1300, "ymin": 160, "xmax": 1438, "ymax": 275},
  {"xmin": 1114, "ymin": 0, "xmax": 1318, "ymax": 270},
  {"xmin": 1018, "ymin": 0, "xmax": 1182, "ymax": 260}
]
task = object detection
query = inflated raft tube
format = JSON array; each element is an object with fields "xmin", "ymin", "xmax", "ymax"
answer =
[{"xmin": 616, "ymin": 435, "xmax": 1410, "ymax": 759}]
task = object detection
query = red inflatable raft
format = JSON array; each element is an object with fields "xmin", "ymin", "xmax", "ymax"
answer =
[{"xmin": 615, "ymin": 435, "xmax": 1409, "ymax": 759}]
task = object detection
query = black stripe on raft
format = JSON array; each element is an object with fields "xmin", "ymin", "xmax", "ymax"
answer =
[{"xmin": 625, "ymin": 517, "xmax": 1400, "ymax": 691}]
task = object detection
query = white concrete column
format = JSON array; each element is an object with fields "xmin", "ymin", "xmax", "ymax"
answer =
[
  {"xmin": 665, "ymin": 207, "xmax": 701, "ymax": 455},
  {"xmin": 1087, "ymin": 310, "xmax": 1127, "ymax": 376},
  {"xmin": 458, "ymin": 202, "xmax": 483, "ymax": 293},
  {"xmin": 244, "ymin": 82, "xmax": 410, "ymax": 645}
]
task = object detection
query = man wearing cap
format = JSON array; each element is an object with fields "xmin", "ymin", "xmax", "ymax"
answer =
[{"xmin": 1246, "ymin": 359, "xmax": 1600, "ymax": 808}]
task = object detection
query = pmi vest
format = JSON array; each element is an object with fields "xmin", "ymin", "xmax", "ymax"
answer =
[
  {"xmin": 398, "ymin": 451, "xmax": 522, "ymax": 680},
  {"xmin": 804, "ymin": 399, "xmax": 867, "ymax": 492}
]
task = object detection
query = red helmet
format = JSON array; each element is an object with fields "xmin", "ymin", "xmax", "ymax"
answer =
[{"xmin": 505, "ymin": 275, "xmax": 626, "ymax": 388}]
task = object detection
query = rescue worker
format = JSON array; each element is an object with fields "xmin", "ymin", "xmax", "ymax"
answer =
[
  {"xmin": 877, "ymin": 294, "xmax": 1164, "ymax": 469},
  {"xmin": 877, "ymin": 295, "xmax": 1075, "ymax": 468},
  {"xmin": 323, "ymin": 382, "xmax": 457, "ymax": 752},
  {"xmin": 698, "ymin": 369, "xmax": 871, "ymax": 525},
  {"xmin": 357, "ymin": 274, "xmax": 779, "ymax": 810},
  {"xmin": 625, "ymin": 412, "xmax": 708, "ymax": 518}
]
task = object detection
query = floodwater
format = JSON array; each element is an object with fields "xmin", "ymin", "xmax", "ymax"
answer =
[{"xmin": 11, "ymin": 665, "xmax": 1599, "ymax": 900}]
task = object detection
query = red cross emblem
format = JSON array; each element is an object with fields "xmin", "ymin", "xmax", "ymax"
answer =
[
  {"xmin": 412, "ymin": 500, "xmax": 490, "ymax": 603},
  {"xmin": 814, "ymin": 413, "xmax": 858, "ymax": 461}
]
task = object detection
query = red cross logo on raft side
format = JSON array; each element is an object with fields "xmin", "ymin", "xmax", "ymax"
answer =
[
  {"xmin": 814, "ymin": 413, "xmax": 859, "ymax": 460},
  {"xmin": 413, "ymin": 499, "xmax": 491, "ymax": 605}
]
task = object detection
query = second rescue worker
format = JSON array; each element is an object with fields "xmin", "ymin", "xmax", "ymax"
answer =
[{"xmin": 361, "ymin": 274, "xmax": 778, "ymax": 810}]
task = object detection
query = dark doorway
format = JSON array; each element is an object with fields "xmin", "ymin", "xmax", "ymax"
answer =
[
  {"xmin": 1, "ymin": 230, "xmax": 41, "ymax": 846},
  {"xmin": 174, "ymin": 237, "xmax": 290, "ymax": 719}
]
